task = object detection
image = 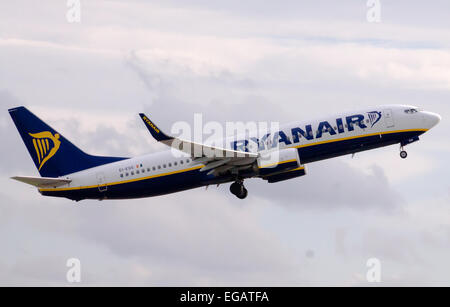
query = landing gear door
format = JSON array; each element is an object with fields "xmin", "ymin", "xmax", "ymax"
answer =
[
  {"xmin": 96, "ymin": 172, "xmax": 107, "ymax": 192},
  {"xmin": 383, "ymin": 109, "xmax": 395, "ymax": 128}
]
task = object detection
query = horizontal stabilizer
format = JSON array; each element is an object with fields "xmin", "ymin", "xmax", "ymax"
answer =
[{"xmin": 11, "ymin": 176, "xmax": 71, "ymax": 188}]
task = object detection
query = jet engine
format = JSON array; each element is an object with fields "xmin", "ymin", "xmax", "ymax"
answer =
[{"xmin": 256, "ymin": 148, "xmax": 307, "ymax": 182}]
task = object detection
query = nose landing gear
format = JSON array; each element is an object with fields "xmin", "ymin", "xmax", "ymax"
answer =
[
  {"xmin": 400, "ymin": 146, "xmax": 408, "ymax": 159},
  {"xmin": 230, "ymin": 180, "xmax": 248, "ymax": 199}
]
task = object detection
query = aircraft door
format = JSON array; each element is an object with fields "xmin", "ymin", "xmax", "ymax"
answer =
[
  {"xmin": 383, "ymin": 109, "xmax": 395, "ymax": 128},
  {"xmin": 96, "ymin": 172, "xmax": 107, "ymax": 192}
]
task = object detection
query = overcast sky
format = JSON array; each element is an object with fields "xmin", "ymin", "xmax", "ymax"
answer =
[{"xmin": 1, "ymin": 0, "xmax": 450, "ymax": 286}]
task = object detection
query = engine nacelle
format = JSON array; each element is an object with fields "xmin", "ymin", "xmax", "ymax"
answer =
[{"xmin": 257, "ymin": 148, "xmax": 306, "ymax": 182}]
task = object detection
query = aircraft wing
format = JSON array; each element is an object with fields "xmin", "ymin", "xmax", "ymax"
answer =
[
  {"xmin": 11, "ymin": 176, "xmax": 72, "ymax": 188},
  {"xmin": 139, "ymin": 113, "xmax": 258, "ymax": 175}
]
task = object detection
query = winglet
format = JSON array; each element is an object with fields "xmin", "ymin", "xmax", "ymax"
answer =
[{"xmin": 139, "ymin": 113, "xmax": 173, "ymax": 142}]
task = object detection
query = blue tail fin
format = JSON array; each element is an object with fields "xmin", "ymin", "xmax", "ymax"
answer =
[{"xmin": 8, "ymin": 106, "xmax": 128, "ymax": 177}]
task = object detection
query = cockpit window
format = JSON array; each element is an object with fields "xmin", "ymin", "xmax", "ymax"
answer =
[{"xmin": 404, "ymin": 108, "xmax": 418, "ymax": 114}]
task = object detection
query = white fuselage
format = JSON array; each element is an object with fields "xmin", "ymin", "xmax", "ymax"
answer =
[{"xmin": 39, "ymin": 104, "xmax": 440, "ymax": 200}]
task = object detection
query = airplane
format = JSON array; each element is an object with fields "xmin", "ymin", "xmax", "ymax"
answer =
[{"xmin": 8, "ymin": 105, "xmax": 440, "ymax": 200}]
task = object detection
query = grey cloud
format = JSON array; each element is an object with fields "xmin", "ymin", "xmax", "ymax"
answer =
[
  {"xmin": 57, "ymin": 119, "xmax": 136, "ymax": 157},
  {"xmin": 125, "ymin": 50, "xmax": 288, "ymax": 124},
  {"xmin": 0, "ymin": 186, "xmax": 303, "ymax": 285},
  {"xmin": 361, "ymin": 229, "xmax": 423, "ymax": 265},
  {"xmin": 77, "ymin": 198, "xmax": 299, "ymax": 279},
  {"xmin": 246, "ymin": 159, "xmax": 403, "ymax": 211}
]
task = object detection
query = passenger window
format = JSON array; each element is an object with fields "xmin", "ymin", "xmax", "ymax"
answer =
[
  {"xmin": 174, "ymin": 162, "xmax": 177, "ymax": 166},
  {"xmin": 168, "ymin": 163, "xmax": 172, "ymax": 167},
  {"xmin": 136, "ymin": 170, "xmax": 140, "ymax": 174},
  {"xmin": 147, "ymin": 168, "xmax": 150, "ymax": 172},
  {"xmin": 163, "ymin": 164, "xmax": 166, "ymax": 168},
  {"xmin": 180, "ymin": 160, "xmax": 184, "ymax": 164},
  {"xmin": 152, "ymin": 166, "xmax": 156, "ymax": 171},
  {"xmin": 120, "ymin": 174, "xmax": 123, "ymax": 178},
  {"xmin": 131, "ymin": 171, "xmax": 134, "ymax": 175},
  {"xmin": 157, "ymin": 165, "xmax": 161, "ymax": 169},
  {"xmin": 126, "ymin": 173, "xmax": 129, "ymax": 176}
]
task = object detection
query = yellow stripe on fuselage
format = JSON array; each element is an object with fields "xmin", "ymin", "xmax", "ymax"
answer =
[
  {"xmin": 291, "ymin": 128, "xmax": 427, "ymax": 150},
  {"xmin": 39, "ymin": 165, "xmax": 203, "ymax": 192},
  {"xmin": 287, "ymin": 166, "xmax": 305, "ymax": 172},
  {"xmin": 39, "ymin": 128, "xmax": 427, "ymax": 192}
]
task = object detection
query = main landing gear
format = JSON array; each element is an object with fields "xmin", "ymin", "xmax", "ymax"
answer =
[
  {"xmin": 400, "ymin": 146, "xmax": 408, "ymax": 159},
  {"xmin": 230, "ymin": 179, "xmax": 248, "ymax": 199}
]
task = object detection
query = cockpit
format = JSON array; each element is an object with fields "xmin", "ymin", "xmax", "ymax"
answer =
[{"xmin": 404, "ymin": 108, "xmax": 420, "ymax": 114}]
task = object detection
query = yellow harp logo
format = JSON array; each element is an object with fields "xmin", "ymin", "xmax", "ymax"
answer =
[{"xmin": 29, "ymin": 131, "xmax": 61, "ymax": 170}]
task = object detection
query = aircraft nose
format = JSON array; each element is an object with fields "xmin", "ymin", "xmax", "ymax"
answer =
[{"xmin": 423, "ymin": 111, "xmax": 441, "ymax": 129}]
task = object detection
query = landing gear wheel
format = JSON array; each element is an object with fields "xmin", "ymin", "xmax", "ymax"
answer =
[
  {"xmin": 230, "ymin": 182, "xmax": 241, "ymax": 195},
  {"xmin": 400, "ymin": 150, "xmax": 408, "ymax": 159},
  {"xmin": 236, "ymin": 187, "xmax": 248, "ymax": 199},
  {"xmin": 230, "ymin": 181, "xmax": 248, "ymax": 199}
]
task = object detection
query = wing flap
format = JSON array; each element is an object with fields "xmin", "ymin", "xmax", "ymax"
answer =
[{"xmin": 199, "ymin": 158, "xmax": 232, "ymax": 172}]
